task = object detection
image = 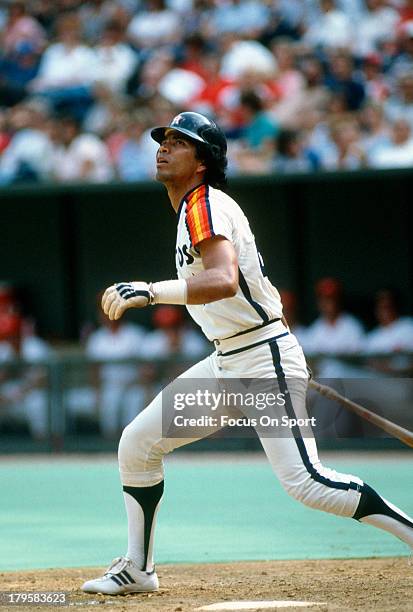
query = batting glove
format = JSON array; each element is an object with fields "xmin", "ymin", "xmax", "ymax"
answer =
[{"xmin": 102, "ymin": 282, "xmax": 154, "ymax": 320}]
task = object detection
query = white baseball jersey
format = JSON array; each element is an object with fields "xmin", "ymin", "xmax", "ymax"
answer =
[{"xmin": 175, "ymin": 183, "xmax": 282, "ymax": 341}]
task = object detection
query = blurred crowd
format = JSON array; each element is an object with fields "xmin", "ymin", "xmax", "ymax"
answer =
[
  {"xmin": 1, "ymin": 0, "xmax": 413, "ymax": 184},
  {"xmin": 1, "ymin": 278, "xmax": 413, "ymax": 440}
]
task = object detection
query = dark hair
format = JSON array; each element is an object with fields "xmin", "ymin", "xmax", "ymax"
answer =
[
  {"xmin": 195, "ymin": 142, "xmax": 227, "ymax": 191},
  {"xmin": 240, "ymin": 90, "xmax": 264, "ymax": 113},
  {"xmin": 277, "ymin": 129, "xmax": 299, "ymax": 156}
]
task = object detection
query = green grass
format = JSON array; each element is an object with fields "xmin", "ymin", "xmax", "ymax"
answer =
[{"xmin": 0, "ymin": 454, "xmax": 412, "ymax": 571}]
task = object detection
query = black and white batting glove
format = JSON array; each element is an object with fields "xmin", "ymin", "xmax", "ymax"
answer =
[{"xmin": 102, "ymin": 282, "xmax": 154, "ymax": 320}]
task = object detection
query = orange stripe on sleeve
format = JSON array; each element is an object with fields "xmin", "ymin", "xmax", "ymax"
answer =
[{"xmin": 185, "ymin": 185, "xmax": 214, "ymax": 246}]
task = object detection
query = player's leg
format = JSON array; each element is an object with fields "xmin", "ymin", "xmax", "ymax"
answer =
[
  {"xmin": 258, "ymin": 335, "xmax": 413, "ymax": 550},
  {"xmin": 82, "ymin": 353, "xmax": 220, "ymax": 595}
]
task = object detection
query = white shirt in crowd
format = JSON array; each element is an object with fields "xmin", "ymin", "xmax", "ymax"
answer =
[
  {"xmin": 127, "ymin": 10, "xmax": 180, "ymax": 48},
  {"xmin": 365, "ymin": 317, "xmax": 413, "ymax": 354},
  {"xmin": 304, "ymin": 9, "xmax": 353, "ymax": 49},
  {"xmin": 220, "ymin": 40, "xmax": 277, "ymax": 80},
  {"xmin": 370, "ymin": 139, "xmax": 413, "ymax": 169},
  {"xmin": 94, "ymin": 43, "xmax": 138, "ymax": 93},
  {"xmin": 86, "ymin": 323, "xmax": 145, "ymax": 386},
  {"xmin": 31, "ymin": 43, "xmax": 98, "ymax": 90},
  {"xmin": 354, "ymin": 6, "xmax": 399, "ymax": 56},
  {"xmin": 0, "ymin": 335, "xmax": 51, "ymax": 363},
  {"xmin": 301, "ymin": 313, "xmax": 364, "ymax": 355},
  {"xmin": 0, "ymin": 128, "xmax": 54, "ymax": 182},
  {"xmin": 158, "ymin": 68, "xmax": 205, "ymax": 105},
  {"xmin": 53, "ymin": 134, "xmax": 114, "ymax": 183}
]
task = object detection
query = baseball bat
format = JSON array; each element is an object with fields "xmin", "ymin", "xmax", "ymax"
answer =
[{"xmin": 309, "ymin": 379, "xmax": 413, "ymax": 449}]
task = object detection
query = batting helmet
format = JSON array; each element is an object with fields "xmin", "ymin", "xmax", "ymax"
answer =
[{"xmin": 151, "ymin": 112, "xmax": 227, "ymax": 162}]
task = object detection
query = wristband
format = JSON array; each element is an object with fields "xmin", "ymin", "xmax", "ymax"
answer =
[{"xmin": 150, "ymin": 279, "xmax": 187, "ymax": 305}]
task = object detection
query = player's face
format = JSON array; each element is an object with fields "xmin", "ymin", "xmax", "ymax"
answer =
[{"xmin": 155, "ymin": 130, "xmax": 205, "ymax": 185}]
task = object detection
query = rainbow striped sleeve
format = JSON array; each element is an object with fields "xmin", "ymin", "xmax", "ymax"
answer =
[{"xmin": 185, "ymin": 185, "xmax": 215, "ymax": 247}]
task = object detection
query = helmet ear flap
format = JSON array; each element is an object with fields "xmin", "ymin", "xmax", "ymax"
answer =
[{"xmin": 199, "ymin": 126, "xmax": 226, "ymax": 159}]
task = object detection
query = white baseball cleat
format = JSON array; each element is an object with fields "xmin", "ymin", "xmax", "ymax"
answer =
[{"xmin": 81, "ymin": 556, "xmax": 159, "ymax": 595}]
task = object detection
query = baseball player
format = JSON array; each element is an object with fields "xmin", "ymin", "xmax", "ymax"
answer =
[{"xmin": 82, "ymin": 112, "xmax": 413, "ymax": 595}]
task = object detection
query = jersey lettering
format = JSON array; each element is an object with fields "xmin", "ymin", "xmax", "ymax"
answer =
[
  {"xmin": 176, "ymin": 247, "xmax": 184, "ymax": 267},
  {"xmin": 176, "ymin": 244, "xmax": 195, "ymax": 268},
  {"xmin": 182, "ymin": 244, "xmax": 195, "ymax": 265}
]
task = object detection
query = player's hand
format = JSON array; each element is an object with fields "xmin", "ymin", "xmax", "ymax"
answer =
[{"xmin": 102, "ymin": 282, "xmax": 153, "ymax": 320}]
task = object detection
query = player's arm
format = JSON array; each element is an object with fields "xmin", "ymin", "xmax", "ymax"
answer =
[
  {"xmin": 101, "ymin": 236, "xmax": 238, "ymax": 320},
  {"xmin": 186, "ymin": 236, "xmax": 238, "ymax": 304}
]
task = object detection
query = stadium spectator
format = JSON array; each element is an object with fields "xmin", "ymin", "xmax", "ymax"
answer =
[
  {"xmin": 301, "ymin": 277, "xmax": 365, "ymax": 358},
  {"xmin": 157, "ymin": 63, "xmax": 205, "ymax": 107},
  {"xmin": 79, "ymin": 0, "xmax": 136, "ymax": 44},
  {"xmin": 209, "ymin": 0, "xmax": 270, "ymax": 38},
  {"xmin": 384, "ymin": 72, "xmax": 413, "ymax": 131},
  {"xmin": 369, "ymin": 118, "xmax": 413, "ymax": 168},
  {"xmin": 232, "ymin": 89, "xmax": 279, "ymax": 174},
  {"xmin": 0, "ymin": 312, "xmax": 52, "ymax": 441},
  {"xmin": 51, "ymin": 115, "xmax": 114, "ymax": 183},
  {"xmin": 127, "ymin": 0, "xmax": 181, "ymax": 50},
  {"xmin": 271, "ymin": 39, "xmax": 305, "ymax": 101},
  {"xmin": 188, "ymin": 51, "xmax": 235, "ymax": 116},
  {"xmin": 326, "ymin": 117, "xmax": 367, "ymax": 170},
  {"xmin": 133, "ymin": 49, "xmax": 199, "ymax": 105},
  {"xmin": 360, "ymin": 54, "xmax": 390, "ymax": 103},
  {"xmin": 240, "ymin": 90, "xmax": 279, "ymax": 147},
  {"xmin": 83, "ymin": 85, "xmax": 130, "ymax": 138},
  {"xmin": 28, "ymin": 12, "xmax": 97, "ymax": 120},
  {"xmin": 324, "ymin": 53, "xmax": 366, "ymax": 112},
  {"xmin": 2, "ymin": 1, "xmax": 46, "ymax": 55},
  {"xmin": 0, "ymin": 40, "xmax": 42, "ymax": 107},
  {"xmin": 355, "ymin": 0, "xmax": 399, "ymax": 56},
  {"xmin": 303, "ymin": 0, "xmax": 353, "ymax": 50},
  {"xmin": 274, "ymin": 56, "xmax": 329, "ymax": 129},
  {"xmin": 142, "ymin": 306, "xmax": 208, "ymax": 362},
  {"xmin": 273, "ymin": 129, "xmax": 320, "ymax": 173},
  {"xmin": 364, "ymin": 288, "xmax": 413, "ymax": 376},
  {"xmin": 365, "ymin": 289, "xmax": 413, "ymax": 354},
  {"xmin": 93, "ymin": 21, "xmax": 139, "ymax": 94},
  {"xmin": 0, "ymin": 101, "xmax": 55, "ymax": 184},
  {"xmin": 2, "ymin": 0, "xmax": 413, "ymax": 182},
  {"xmin": 391, "ymin": 20, "xmax": 413, "ymax": 76},
  {"xmin": 178, "ymin": 33, "xmax": 210, "ymax": 78},
  {"xmin": 219, "ymin": 34, "xmax": 277, "ymax": 81},
  {"xmin": 359, "ymin": 102, "xmax": 391, "ymax": 161},
  {"xmin": 116, "ymin": 109, "xmax": 156, "ymax": 181},
  {"xmin": 67, "ymin": 307, "xmax": 146, "ymax": 439}
]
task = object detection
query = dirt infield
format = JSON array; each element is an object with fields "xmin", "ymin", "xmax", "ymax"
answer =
[{"xmin": 1, "ymin": 558, "xmax": 412, "ymax": 612}]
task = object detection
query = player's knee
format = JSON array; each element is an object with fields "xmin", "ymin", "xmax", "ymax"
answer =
[
  {"xmin": 279, "ymin": 473, "xmax": 321, "ymax": 509},
  {"xmin": 118, "ymin": 422, "xmax": 143, "ymax": 465}
]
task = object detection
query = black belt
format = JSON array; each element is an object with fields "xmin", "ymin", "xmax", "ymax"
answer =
[
  {"xmin": 217, "ymin": 331, "xmax": 289, "ymax": 357},
  {"xmin": 214, "ymin": 317, "xmax": 281, "ymax": 344}
]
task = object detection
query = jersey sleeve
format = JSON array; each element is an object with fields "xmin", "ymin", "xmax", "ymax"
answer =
[{"xmin": 185, "ymin": 185, "xmax": 233, "ymax": 247}]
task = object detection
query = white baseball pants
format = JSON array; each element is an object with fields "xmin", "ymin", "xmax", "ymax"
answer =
[{"xmin": 119, "ymin": 321, "xmax": 363, "ymax": 519}]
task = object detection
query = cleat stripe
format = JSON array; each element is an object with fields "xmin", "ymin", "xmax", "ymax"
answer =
[
  {"xmin": 122, "ymin": 570, "xmax": 136, "ymax": 584},
  {"xmin": 110, "ymin": 576, "xmax": 123, "ymax": 586},
  {"xmin": 116, "ymin": 573, "xmax": 129, "ymax": 585}
]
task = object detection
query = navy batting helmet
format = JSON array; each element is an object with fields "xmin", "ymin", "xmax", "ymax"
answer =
[{"xmin": 151, "ymin": 111, "xmax": 227, "ymax": 161}]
